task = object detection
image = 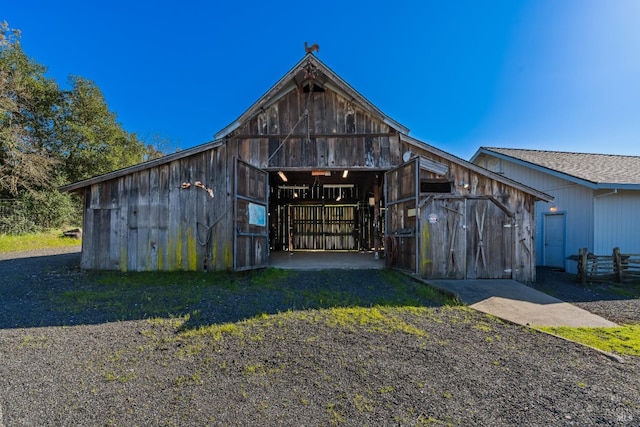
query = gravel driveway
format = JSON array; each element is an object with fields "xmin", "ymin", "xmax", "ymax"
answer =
[{"xmin": 1, "ymin": 249, "xmax": 639, "ymax": 426}]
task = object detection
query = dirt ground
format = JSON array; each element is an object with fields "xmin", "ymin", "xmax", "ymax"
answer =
[{"xmin": 0, "ymin": 249, "xmax": 639, "ymax": 426}]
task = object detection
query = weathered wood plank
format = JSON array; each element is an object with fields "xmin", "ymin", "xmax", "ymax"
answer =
[
  {"xmin": 136, "ymin": 169, "xmax": 150, "ymax": 271},
  {"xmin": 126, "ymin": 173, "xmax": 139, "ymax": 271},
  {"xmin": 148, "ymin": 167, "xmax": 160, "ymax": 270}
]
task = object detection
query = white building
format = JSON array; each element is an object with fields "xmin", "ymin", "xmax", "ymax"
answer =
[{"xmin": 471, "ymin": 148, "xmax": 640, "ymax": 273}]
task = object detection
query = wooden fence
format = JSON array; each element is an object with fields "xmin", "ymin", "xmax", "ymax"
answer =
[{"xmin": 576, "ymin": 247, "xmax": 640, "ymax": 284}]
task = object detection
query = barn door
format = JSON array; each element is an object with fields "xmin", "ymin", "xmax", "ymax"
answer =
[
  {"xmin": 234, "ymin": 158, "xmax": 269, "ymax": 271},
  {"xmin": 420, "ymin": 198, "xmax": 465, "ymax": 279},
  {"xmin": 465, "ymin": 199, "xmax": 513, "ymax": 279},
  {"xmin": 385, "ymin": 157, "xmax": 419, "ymax": 273}
]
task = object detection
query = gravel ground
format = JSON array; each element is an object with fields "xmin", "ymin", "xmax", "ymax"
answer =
[
  {"xmin": 0, "ymin": 250, "xmax": 639, "ymax": 426},
  {"xmin": 534, "ymin": 267, "xmax": 640, "ymax": 325}
]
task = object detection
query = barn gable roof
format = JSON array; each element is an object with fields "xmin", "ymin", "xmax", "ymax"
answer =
[
  {"xmin": 472, "ymin": 147, "xmax": 640, "ymax": 190},
  {"xmin": 214, "ymin": 55, "xmax": 410, "ymax": 139},
  {"xmin": 60, "ymin": 54, "xmax": 410, "ymax": 193},
  {"xmin": 60, "ymin": 55, "xmax": 551, "ymax": 202}
]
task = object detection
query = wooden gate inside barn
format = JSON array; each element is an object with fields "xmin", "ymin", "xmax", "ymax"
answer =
[
  {"xmin": 420, "ymin": 197, "xmax": 514, "ymax": 279},
  {"xmin": 287, "ymin": 204, "xmax": 357, "ymax": 251},
  {"xmin": 234, "ymin": 158, "xmax": 269, "ymax": 271}
]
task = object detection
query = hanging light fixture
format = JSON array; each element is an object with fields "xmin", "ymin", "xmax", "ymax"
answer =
[
  {"xmin": 277, "ymin": 171, "xmax": 288, "ymax": 182},
  {"xmin": 342, "ymin": 170, "xmax": 349, "ymax": 178}
]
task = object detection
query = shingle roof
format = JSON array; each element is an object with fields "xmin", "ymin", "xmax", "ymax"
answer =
[{"xmin": 481, "ymin": 148, "xmax": 640, "ymax": 186}]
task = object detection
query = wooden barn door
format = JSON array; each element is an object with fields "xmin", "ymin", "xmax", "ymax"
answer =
[
  {"xmin": 465, "ymin": 199, "xmax": 514, "ymax": 279},
  {"xmin": 234, "ymin": 158, "xmax": 269, "ymax": 271},
  {"xmin": 385, "ymin": 158, "xmax": 419, "ymax": 273},
  {"xmin": 420, "ymin": 198, "xmax": 466, "ymax": 279}
]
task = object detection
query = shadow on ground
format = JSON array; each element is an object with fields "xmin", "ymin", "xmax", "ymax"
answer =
[
  {"xmin": 0, "ymin": 251, "xmax": 455, "ymax": 330},
  {"xmin": 534, "ymin": 267, "xmax": 640, "ymax": 303}
]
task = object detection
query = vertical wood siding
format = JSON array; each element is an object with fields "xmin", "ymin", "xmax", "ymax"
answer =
[{"xmin": 80, "ymin": 84, "xmax": 537, "ymax": 280}]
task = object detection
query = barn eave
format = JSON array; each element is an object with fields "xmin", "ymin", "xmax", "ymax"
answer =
[
  {"xmin": 401, "ymin": 134, "xmax": 554, "ymax": 203},
  {"xmin": 59, "ymin": 139, "xmax": 225, "ymax": 193}
]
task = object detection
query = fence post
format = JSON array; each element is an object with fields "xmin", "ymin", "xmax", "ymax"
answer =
[
  {"xmin": 613, "ymin": 247, "xmax": 622, "ymax": 283},
  {"xmin": 578, "ymin": 248, "xmax": 587, "ymax": 285}
]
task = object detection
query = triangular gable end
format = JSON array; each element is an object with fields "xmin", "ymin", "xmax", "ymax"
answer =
[{"xmin": 215, "ymin": 54, "xmax": 410, "ymax": 140}]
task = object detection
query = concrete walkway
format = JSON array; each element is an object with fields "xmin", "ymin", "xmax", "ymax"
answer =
[
  {"xmin": 428, "ymin": 279, "xmax": 618, "ymax": 328},
  {"xmin": 270, "ymin": 251, "xmax": 385, "ymax": 270}
]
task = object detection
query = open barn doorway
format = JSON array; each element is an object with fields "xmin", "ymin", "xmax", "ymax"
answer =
[{"xmin": 267, "ymin": 170, "xmax": 385, "ymax": 259}]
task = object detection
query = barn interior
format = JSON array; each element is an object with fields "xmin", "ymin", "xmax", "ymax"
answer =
[{"xmin": 267, "ymin": 170, "xmax": 385, "ymax": 253}]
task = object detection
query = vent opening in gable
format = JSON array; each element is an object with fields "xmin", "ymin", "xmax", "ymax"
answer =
[
  {"xmin": 303, "ymin": 82, "xmax": 325, "ymax": 93},
  {"xmin": 421, "ymin": 179, "xmax": 452, "ymax": 193}
]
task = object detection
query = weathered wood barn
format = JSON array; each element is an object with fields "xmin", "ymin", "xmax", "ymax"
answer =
[{"xmin": 61, "ymin": 54, "xmax": 552, "ymax": 281}]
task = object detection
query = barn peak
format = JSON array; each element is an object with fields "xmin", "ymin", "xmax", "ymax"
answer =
[{"xmin": 214, "ymin": 54, "xmax": 410, "ymax": 139}]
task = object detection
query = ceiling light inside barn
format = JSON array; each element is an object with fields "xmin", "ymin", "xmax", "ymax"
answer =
[
  {"xmin": 278, "ymin": 171, "xmax": 288, "ymax": 182},
  {"xmin": 342, "ymin": 170, "xmax": 349, "ymax": 178}
]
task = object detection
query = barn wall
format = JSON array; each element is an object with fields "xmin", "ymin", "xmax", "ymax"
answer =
[
  {"xmin": 473, "ymin": 153, "xmax": 594, "ymax": 273},
  {"xmin": 79, "ymin": 83, "xmax": 539, "ymax": 281},
  {"xmin": 413, "ymin": 149, "xmax": 537, "ymax": 282},
  {"xmin": 81, "ymin": 145, "xmax": 236, "ymax": 271},
  {"xmin": 231, "ymin": 85, "xmax": 401, "ymax": 169}
]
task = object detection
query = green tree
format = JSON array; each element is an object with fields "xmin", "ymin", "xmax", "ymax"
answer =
[
  {"xmin": 0, "ymin": 21, "xmax": 59, "ymax": 198},
  {"xmin": 55, "ymin": 76, "xmax": 147, "ymax": 183},
  {"xmin": 1, "ymin": 21, "xmax": 162, "ymax": 233}
]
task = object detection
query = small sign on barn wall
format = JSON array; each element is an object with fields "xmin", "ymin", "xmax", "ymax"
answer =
[
  {"xmin": 249, "ymin": 203, "xmax": 266, "ymax": 227},
  {"xmin": 428, "ymin": 213, "xmax": 439, "ymax": 224}
]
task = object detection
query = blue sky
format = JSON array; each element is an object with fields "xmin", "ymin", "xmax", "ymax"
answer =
[{"xmin": 4, "ymin": 0, "xmax": 640, "ymax": 160}]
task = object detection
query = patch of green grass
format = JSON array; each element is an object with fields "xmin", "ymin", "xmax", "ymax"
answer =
[
  {"xmin": 249, "ymin": 268, "xmax": 293, "ymax": 288},
  {"xmin": 538, "ymin": 323, "xmax": 640, "ymax": 356},
  {"xmin": 51, "ymin": 270, "xmax": 238, "ymax": 319},
  {"xmin": 0, "ymin": 229, "xmax": 81, "ymax": 253},
  {"xmin": 47, "ymin": 266, "xmax": 457, "ymax": 329},
  {"xmin": 608, "ymin": 284, "xmax": 640, "ymax": 299},
  {"xmin": 103, "ymin": 370, "xmax": 137, "ymax": 383},
  {"xmin": 180, "ymin": 322, "xmax": 243, "ymax": 342},
  {"xmin": 378, "ymin": 385, "xmax": 395, "ymax": 394},
  {"xmin": 379, "ymin": 269, "xmax": 460, "ymax": 307},
  {"xmin": 18, "ymin": 334, "xmax": 49, "ymax": 348}
]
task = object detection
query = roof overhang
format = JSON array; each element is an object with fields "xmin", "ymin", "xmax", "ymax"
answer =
[
  {"xmin": 405, "ymin": 136, "xmax": 553, "ymax": 202},
  {"xmin": 60, "ymin": 139, "xmax": 225, "ymax": 193},
  {"xmin": 471, "ymin": 147, "xmax": 640, "ymax": 191}
]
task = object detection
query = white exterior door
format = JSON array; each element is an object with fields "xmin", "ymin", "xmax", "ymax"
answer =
[{"xmin": 544, "ymin": 213, "xmax": 566, "ymax": 269}]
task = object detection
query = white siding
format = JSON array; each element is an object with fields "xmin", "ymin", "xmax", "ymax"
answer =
[
  {"xmin": 474, "ymin": 154, "xmax": 594, "ymax": 273},
  {"xmin": 594, "ymin": 190, "xmax": 640, "ymax": 255}
]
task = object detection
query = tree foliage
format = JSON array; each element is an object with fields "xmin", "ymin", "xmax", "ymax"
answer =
[
  {"xmin": 0, "ymin": 21, "xmax": 162, "ymax": 233},
  {"xmin": 55, "ymin": 76, "xmax": 147, "ymax": 183},
  {"xmin": 0, "ymin": 21, "xmax": 58, "ymax": 198}
]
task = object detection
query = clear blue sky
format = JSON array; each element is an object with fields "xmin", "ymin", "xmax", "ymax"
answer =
[{"xmin": 5, "ymin": 0, "xmax": 640, "ymax": 160}]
